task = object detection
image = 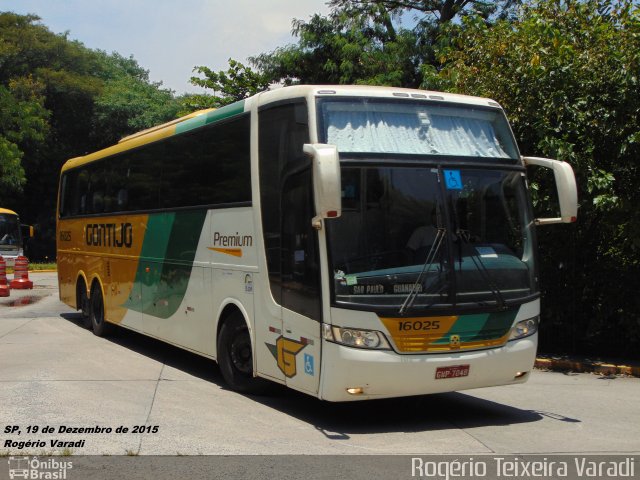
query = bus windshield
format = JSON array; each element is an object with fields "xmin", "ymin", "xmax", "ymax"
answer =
[
  {"xmin": 318, "ymin": 98, "xmax": 519, "ymax": 159},
  {"xmin": 327, "ymin": 166, "xmax": 537, "ymax": 311},
  {"xmin": 0, "ymin": 213, "xmax": 20, "ymax": 250}
]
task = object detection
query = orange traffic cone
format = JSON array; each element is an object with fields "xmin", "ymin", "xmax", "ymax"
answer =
[
  {"xmin": 10, "ymin": 256, "xmax": 33, "ymax": 290},
  {"xmin": 0, "ymin": 256, "xmax": 9, "ymax": 297}
]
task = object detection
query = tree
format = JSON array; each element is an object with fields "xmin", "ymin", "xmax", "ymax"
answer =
[
  {"xmin": 252, "ymin": 5, "xmax": 425, "ymax": 86},
  {"xmin": 0, "ymin": 14, "xmax": 51, "ymax": 203},
  {"xmin": 250, "ymin": 0, "xmax": 521, "ymax": 87},
  {"xmin": 0, "ymin": 12, "xmax": 182, "ymax": 259},
  {"xmin": 91, "ymin": 53, "xmax": 181, "ymax": 147},
  {"xmin": 425, "ymin": 0, "xmax": 640, "ymax": 357},
  {"xmin": 329, "ymin": 0, "xmax": 522, "ymax": 23},
  {"xmin": 0, "ymin": 78, "xmax": 49, "ymax": 201},
  {"xmin": 186, "ymin": 59, "xmax": 271, "ymax": 110}
]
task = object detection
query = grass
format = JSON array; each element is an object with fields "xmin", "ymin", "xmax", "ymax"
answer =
[
  {"xmin": 29, "ymin": 262, "xmax": 57, "ymax": 271},
  {"xmin": 5, "ymin": 262, "xmax": 57, "ymax": 274}
]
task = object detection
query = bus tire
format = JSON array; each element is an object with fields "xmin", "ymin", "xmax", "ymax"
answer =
[
  {"xmin": 90, "ymin": 283, "xmax": 112, "ymax": 337},
  {"xmin": 76, "ymin": 278, "xmax": 91, "ymax": 329},
  {"xmin": 217, "ymin": 312, "xmax": 270, "ymax": 394}
]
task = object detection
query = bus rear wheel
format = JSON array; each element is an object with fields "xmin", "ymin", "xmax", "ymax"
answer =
[
  {"xmin": 76, "ymin": 279, "xmax": 91, "ymax": 329},
  {"xmin": 90, "ymin": 284, "xmax": 112, "ymax": 337},
  {"xmin": 217, "ymin": 312, "xmax": 270, "ymax": 394}
]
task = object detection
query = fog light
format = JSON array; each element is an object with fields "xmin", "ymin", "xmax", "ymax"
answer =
[
  {"xmin": 346, "ymin": 387, "xmax": 364, "ymax": 395},
  {"xmin": 514, "ymin": 371, "xmax": 528, "ymax": 379}
]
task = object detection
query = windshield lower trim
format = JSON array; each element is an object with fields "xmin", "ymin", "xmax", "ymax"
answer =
[
  {"xmin": 338, "ymin": 154, "xmax": 525, "ymax": 171},
  {"xmin": 332, "ymin": 292, "xmax": 541, "ymax": 317}
]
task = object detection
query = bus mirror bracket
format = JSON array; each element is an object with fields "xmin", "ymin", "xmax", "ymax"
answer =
[
  {"xmin": 20, "ymin": 224, "xmax": 34, "ymax": 239},
  {"xmin": 523, "ymin": 156, "xmax": 578, "ymax": 225},
  {"xmin": 304, "ymin": 143, "xmax": 342, "ymax": 230}
]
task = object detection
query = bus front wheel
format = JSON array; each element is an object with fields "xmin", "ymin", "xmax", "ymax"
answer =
[
  {"xmin": 217, "ymin": 312, "xmax": 269, "ymax": 394},
  {"xmin": 90, "ymin": 284, "xmax": 112, "ymax": 337}
]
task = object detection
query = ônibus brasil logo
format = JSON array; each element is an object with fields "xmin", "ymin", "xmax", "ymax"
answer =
[{"xmin": 7, "ymin": 456, "xmax": 73, "ymax": 479}]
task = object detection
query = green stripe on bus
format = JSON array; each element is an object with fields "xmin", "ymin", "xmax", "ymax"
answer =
[
  {"xmin": 434, "ymin": 309, "xmax": 516, "ymax": 344},
  {"xmin": 175, "ymin": 100, "xmax": 245, "ymax": 135},
  {"xmin": 473, "ymin": 310, "xmax": 517, "ymax": 340},
  {"xmin": 125, "ymin": 210, "xmax": 207, "ymax": 319}
]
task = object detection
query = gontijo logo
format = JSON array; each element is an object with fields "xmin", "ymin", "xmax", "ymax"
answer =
[
  {"xmin": 208, "ymin": 232, "xmax": 253, "ymax": 258},
  {"xmin": 85, "ymin": 223, "xmax": 132, "ymax": 248}
]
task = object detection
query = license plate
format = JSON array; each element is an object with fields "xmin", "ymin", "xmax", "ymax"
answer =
[{"xmin": 435, "ymin": 364, "xmax": 470, "ymax": 379}]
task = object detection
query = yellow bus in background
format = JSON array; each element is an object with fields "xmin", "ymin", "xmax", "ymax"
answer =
[
  {"xmin": 0, "ymin": 208, "xmax": 32, "ymax": 267},
  {"xmin": 57, "ymin": 85, "xmax": 577, "ymax": 401}
]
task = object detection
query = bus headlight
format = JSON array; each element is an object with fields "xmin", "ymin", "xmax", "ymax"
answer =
[
  {"xmin": 322, "ymin": 324, "xmax": 391, "ymax": 350},
  {"xmin": 509, "ymin": 316, "xmax": 539, "ymax": 341}
]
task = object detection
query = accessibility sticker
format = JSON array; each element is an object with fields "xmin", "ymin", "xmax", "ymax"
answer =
[{"xmin": 444, "ymin": 170, "xmax": 463, "ymax": 190}]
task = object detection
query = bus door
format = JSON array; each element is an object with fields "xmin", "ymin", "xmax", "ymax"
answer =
[
  {"xmin": 258, "ymin": 100, "xmax": 321, "ymax": 394},
  {"xmin": 280, "ymin": 167, "xmax": 322, "ymax": 395}
]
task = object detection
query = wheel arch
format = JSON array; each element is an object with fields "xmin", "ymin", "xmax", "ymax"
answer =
[
  {"xmin": 75, "ymin": 272, "xmax": 90, "ymax": 308},
  {"xmin": 88, "ymin": 274, "xmax": 105, "ymax": 301},
  {"xmin": 215, "ymin": 299, "xmax": 253, "ymax": 360}
]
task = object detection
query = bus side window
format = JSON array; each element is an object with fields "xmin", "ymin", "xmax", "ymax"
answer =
[
  {"xmin": 117, "ymin": 189, "xmax": 128, "ymax": 209},
  {"xmin": 77, "ymin": 170, "xmax": 90, "ymax": 215}
]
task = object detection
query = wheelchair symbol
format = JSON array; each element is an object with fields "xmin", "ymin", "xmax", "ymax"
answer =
[
  {"xmin": 444, "ymin": 170, "xmax": 463, "ymax": 190},
  {"xmin": 304, "ymin": 353, "xmax": 314, "ymax": 375}
]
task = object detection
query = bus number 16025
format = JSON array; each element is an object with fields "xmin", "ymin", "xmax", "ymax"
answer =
[{"xmin": 397, "ymin": 320, "xmax": 441, "ymax": 332}]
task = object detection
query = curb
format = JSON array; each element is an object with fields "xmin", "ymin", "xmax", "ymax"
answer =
[
  {"xmin": 535, "ymin": 357, "xmax": 640, "ymax": 377},
  {"xmin": 5, "ymin": 269, "xmax": 57, "ymax": 274}
]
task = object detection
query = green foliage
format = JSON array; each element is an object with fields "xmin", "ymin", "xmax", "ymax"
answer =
[
  {"xmin": 188, "ymin": 59, "xmax": 270, "ymax": 109},
  {"xmin": 329, "ymin": 0, "xmax": 523, "ymax": 23},
  {"xmin": 249, "ymin": 0, "xmax": 521, "ymax": 87},
  {"xmin": 252, "ymin": 5, "xmax": 426, "ymax": 86},
  {"xmin": 0, "ymin": 12, "xmax": 181, "ymax": 259},
  {"xmin": 0, "ymin": 78, "xmax": 49, "ymax": 196},
  {"xmin": 426, "ymin": 0, "xmax": 640, "ymax": 356},
  {"xmin": 93, "ymin": 75, "xmax": 180, "ymax": 147}
]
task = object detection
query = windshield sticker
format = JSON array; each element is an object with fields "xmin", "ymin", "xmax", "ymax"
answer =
[
  {"xmin": 349, "ymin": 283, "xmax": 422, "ymax": 295},
  {"xmin": 352, "ymin": 284, "xmax": 384, "ymax": 294},
  {"xmin": 444, "ymin": 170, "xmax": 463, "ymax": 190},
  {"xmin": 476, "ymin": 246, "xmax": 498, "ymax": 258},
  {"xmin": 345, "ymin": 275, "xmax": 358, "ymax": 286}
]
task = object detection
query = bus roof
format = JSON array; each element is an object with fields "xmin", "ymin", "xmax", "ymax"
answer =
[
  {"xmin": 60, "ymin": 85, "xmax": 504, "ymax": 173},
  {"xmin": 254, "ymin": 84, "xmax": 503, "ymax": 110},
  {"xmin": 0, "ymin": 208, "xmax": 18, "ymax": 216},
  {"xmin": 60, "ymin": 104, "xmax": 245, "ymax": 172}
]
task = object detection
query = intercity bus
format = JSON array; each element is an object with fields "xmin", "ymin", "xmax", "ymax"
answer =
[
  {"xmin": 0, "ymin": 208, "xmax": 31, "ymax": 267},
  {"xmin": 56, "ymin": 85, "xmax": 577, "ymax": 401}
]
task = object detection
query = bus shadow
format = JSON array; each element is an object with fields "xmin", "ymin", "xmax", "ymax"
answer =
[
  {"xmin": 60, "ymin": 312, "xmax": 223, "ymax": 383},
  {"xmin": 61, "ymin": 312, "xmax": 554, "ymax": 435},
  {"xmin": 253, "ymin": 390, "xmax": 547, "ymax": 437}
]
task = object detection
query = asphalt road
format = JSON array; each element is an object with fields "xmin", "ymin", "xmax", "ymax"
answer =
[{"xmin": 1, "ymin": 272, "xmax": 639, "ymax": 458}]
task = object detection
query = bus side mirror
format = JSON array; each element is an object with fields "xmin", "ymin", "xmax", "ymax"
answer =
[
  {"xmin": 21, "ymin": 224, "xmax": 34, "ymax": 239},
  {"xmin": 304, "ymin": 143, "xmax": 342, "ymax": 229},
  {"xmin": 523, "ymin": 156, "xmax": 578, "ymax": 225}
]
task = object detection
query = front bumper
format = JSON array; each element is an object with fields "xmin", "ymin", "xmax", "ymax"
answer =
[{"xmin": 318, "ymin": 333, "xmax": 537, "ymax": 401}]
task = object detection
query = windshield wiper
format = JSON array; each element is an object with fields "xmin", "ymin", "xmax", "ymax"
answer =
[
  {"xmin": 455, "ymin": 230, "xmax": 507, "ymax": 310},
  {"xmin": 399, "ymin": 228, "xmax": 446, "ymax": 315}
]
